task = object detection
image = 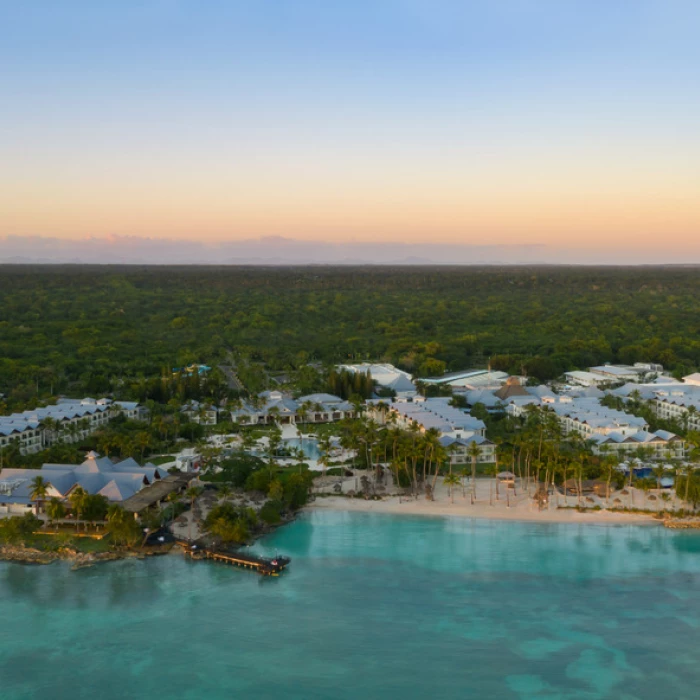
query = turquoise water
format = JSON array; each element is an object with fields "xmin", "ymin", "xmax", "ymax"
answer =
[
  {"xmin": 2, "ymin": 513, "xmax": 700, "ymax": 699},
  {"xmin": 283, "ymin": 437, "xmax": 321, "ymax": 460},
  {"xmin": 251, "ymin": 438, "xmax": 321, "ymax": 460}
]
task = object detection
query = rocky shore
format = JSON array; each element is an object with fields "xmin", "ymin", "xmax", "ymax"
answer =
[
  {"xmin": 0, "ymin": 544, "xmax": 170, "ymax": 569},
  {"xmin": 663, "ymin": 518, "xmax": 700, "ymax": 530}
]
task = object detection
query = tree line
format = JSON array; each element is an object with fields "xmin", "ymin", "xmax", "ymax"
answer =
[{"xmin": 2, "ymin": 265, "xmax": 700, "ymax": 409}]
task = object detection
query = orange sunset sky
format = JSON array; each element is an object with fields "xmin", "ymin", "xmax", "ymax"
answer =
[{"xmin": 1, "ymin": 1, "xmax": 699, "ymax": 261}]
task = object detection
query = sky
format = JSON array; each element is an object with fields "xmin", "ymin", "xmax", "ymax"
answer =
[{"xmin": 1, "ymin": 0, "xmax": 699, "ymax": 263}]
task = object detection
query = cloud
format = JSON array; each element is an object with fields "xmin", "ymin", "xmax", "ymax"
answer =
[{"xmin": 0, "ymin": 234, "xmax": 693, "ymax": 265}]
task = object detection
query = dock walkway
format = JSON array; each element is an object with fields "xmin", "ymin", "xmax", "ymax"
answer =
[{"xmin": 176, "ymin": 540, "xmax": 290, "ymax": 576}]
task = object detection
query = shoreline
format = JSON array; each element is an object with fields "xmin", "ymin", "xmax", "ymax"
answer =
[
  {"xmin": 0, "ymin": 544, "xmax": 173, "ymax": 569},
  {"xmin": 304, "ymin": 495, "xmax": 660, "ymax": 526}
]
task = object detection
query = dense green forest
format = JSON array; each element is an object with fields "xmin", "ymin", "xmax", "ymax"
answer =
[{"xmin": 1, "ymin": 265, "xmax": 699, "ymax": 406}]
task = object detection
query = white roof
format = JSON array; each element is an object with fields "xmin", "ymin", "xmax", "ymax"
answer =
[
  {"xmin": 338, "ymin": 363, "xmax": 412, "ymax": 387},
  {"xmin": 590, "ymin": 365, "xmax": 645, "ymax": 377},
  {"xmin": 0, "ymin": 453, "xmax": 162, "ymax": 504}
]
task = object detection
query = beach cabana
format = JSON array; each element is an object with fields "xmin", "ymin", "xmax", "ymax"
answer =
[{"xmin": 497, "ymin": 471, "xmax": 516, "ymax": 487}]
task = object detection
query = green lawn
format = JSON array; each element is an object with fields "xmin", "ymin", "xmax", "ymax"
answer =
[
  {"xmin": 22, "ymin": 532, "xmax": 114, "ymax": 553},
  {"xmin": 70, "ymin": 536, "xmax": 114, "ymax": 553},
  {"xmin": 148, "ymin": 455, "xmax": 176, "ymax": 465}
]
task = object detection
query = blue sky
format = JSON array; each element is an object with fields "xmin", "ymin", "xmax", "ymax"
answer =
[{"xmin": 1, "ymin": 1, "xmax": 699, "ymax": 260}]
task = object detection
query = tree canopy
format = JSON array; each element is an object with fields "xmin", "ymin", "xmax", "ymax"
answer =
[{"xmin": 1, "ymin": 265, "xmax": 699, "ymax": 408}]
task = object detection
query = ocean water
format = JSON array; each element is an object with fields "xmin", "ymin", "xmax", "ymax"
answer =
[{"xmin": 2, "ymin": 513, "xmax": 700, "ymax": 699}]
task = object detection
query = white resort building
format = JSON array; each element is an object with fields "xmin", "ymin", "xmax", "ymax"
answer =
[
  {"xmin": 368, "ymin": 397, "xmax": 496, "ymax": 462},
  {"xmin": 418, "ymin": 368, "xmax": 509, "ymax": 389},
  {"xmin": 545, "ymin": 398, "xmax": 685, "ymax": 459},
  {"xmin": 231, "ymin": 391, "xmax": 357, "ymax": 426},
  {"xmin": 461, "ymin": 376, "xmax": 686, "ymax": 460},
  {"xmin": 338, "ymin": 363, "xmax": 418, "ymax": 397},
  {"xmin": 650, "ymin": 386, "xmax": 700, "ymax": 432},
  {"xmin": 181, "ymin": 400, "xmax": 220, "ymax": 426},
  {"xmin": 606, "ymin": 376, "xmax": 700, "ymax": 433},
  {"xmin": 438, "ymin": 434, "xmax": 497, "ymax": 465},
  {"xmin": 0, "ymin": 451, "xmax": 167, "ymax": 515},
  {"xmin": 0, "ymin": 398, "xmax": 147, "ymax": 456},
  {"xmin": 564, "ymin": 363, "xmax": 665, "ymax": 388}
]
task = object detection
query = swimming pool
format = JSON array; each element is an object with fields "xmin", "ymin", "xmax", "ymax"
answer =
[{"xmin": 282, "ymin": 437, "xmax": 321, "ymax": 460}]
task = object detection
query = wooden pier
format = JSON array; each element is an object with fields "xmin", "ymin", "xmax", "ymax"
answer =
[{"xmin": 176, "ymin": 540, "xmax": 290, "ymax": 576}]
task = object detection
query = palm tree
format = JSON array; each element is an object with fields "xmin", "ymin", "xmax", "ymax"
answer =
[
  {"xmin": 660, "ymin": 492, "xmax": 671, "ymax": 512},
  {"xmin": 569, "ymin": 460, "xmax": 583, "ymax": 506},
  {"xmin": 467, "ymin": 442, "xmax": 482, "ymax": 503},
  {"xmin": 652, "ymin": 464, "xmax": 666, "ymax": 493},
  {"xmin": 197, "ymin": 404, "xmax": 210, "ymax": 426},
  {"xmin": 289, "ymin": 446, "xmax": 305, "ymax": 474},
  {"xmin": 29, "ymin": 475, "xmax": 50, "ymax": 516},
  {"xmin": 460, "ymin": 468, "xmax": 469, "ymax": 499},
  {"xmin": 686, "ymin": 430, "xmax": 700, "ymax": 464},
  {"xmin": 69, "ymin": 486, "xmax": 87, "ymax": 531},
  {"xmin": 218, "ymin": 484, "xmax": 232, "ymax": 504},
  {"xmin": 487, "ymin": 460, "xmax": 500, "ymax": 506},
  {"xmin": 296, "ymin": 403, "xmax": 309, "ymax": 426},
  {"xmin": 241, "ymin": 430, "xmax": 257, "ymax": 453},
  {"xmin": 41, "ymin": 416, "xmax": 59, "ymax": 447},
  {"xmin": 46, "ymin": 497, "xmax": 65, "ymax": 528},
  {"xmin": 317, "ymin": 434, "xmax": 334, "ymax": 480},
  {"xmin": 107, "ymin": 503, "xmax": 126, "ymax": 523},
  {"xmin": 640, "ymin": 479, "xmax": 650, "ymax": 512},
  {"xmin": 107, "ymin": 504, "xmax": 139, "ymax": 546},
  {"xmin": 55, "ymin": 418, "xmax": 68, "ymax": 444},
  {"xmin": 267, "ymin": 405, "xmax": 280, "ymax": 425},
  {"xmin": 493, "ymin": 442, "xmax": 506, "ymax": 501},
  {"xmin": 423, "ymin": 427, "xmax": 444, "ymax": 497},
  {"xmin": 443, "ymin": 473, "xmax": 461, "ymax": 504},
  {"xmin": 682, "ymin": 463, "xmax": 695, "ymax": 506},
  {"xmin": 136, "ymin": 431, "xmax": 152, "ymax": 462},
  {"xmin": 77, "ymin": 417, "xmax": 90, "ymax": 440},
  {"xmin": 602, "ymin": 455, "xmax": 619, "ymax": 507},
  {"xmin": 166, "ymin": 491, "xmax": 181, "ymax": 524}
]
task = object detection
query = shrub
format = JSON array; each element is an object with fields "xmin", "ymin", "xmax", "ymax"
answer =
[
  {"xmin": 245, "ymin": 469, "xmax": 271, "ymax": 493},
  {"xmin": 209, "ymin": 452, "xmax": 266, "ymax": 486},
  {"xmin": 259, "ymin": 500, "xmax": 283, "ymax": 525}
]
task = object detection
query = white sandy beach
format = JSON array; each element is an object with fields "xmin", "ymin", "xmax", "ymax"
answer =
[{"xmin": 306, "ymin": 476, "xmax": 659, "ymax": 525}]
